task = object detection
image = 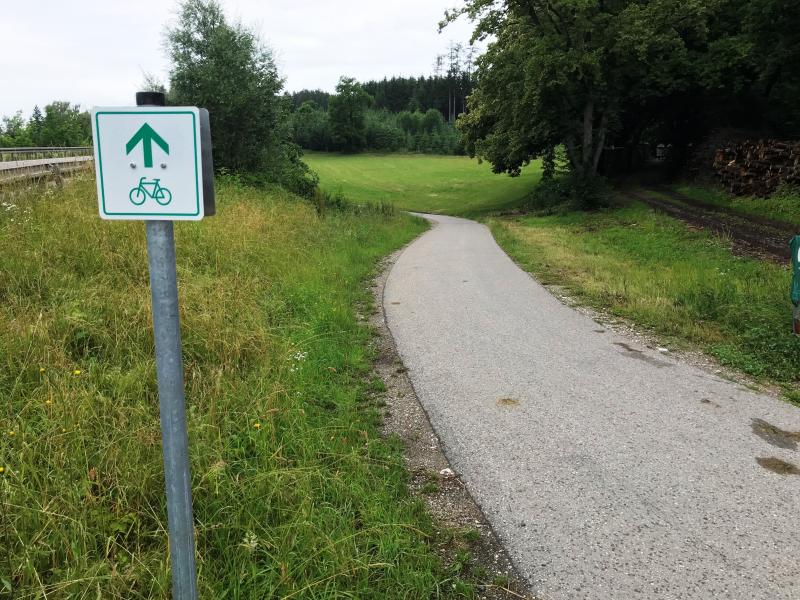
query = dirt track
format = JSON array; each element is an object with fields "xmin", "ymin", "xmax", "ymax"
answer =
[{"xmin": 625, "ymin": 188, "xmax": 796, "ymax": 262}]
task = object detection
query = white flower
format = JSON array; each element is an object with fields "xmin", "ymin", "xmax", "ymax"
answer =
[{"xmin": 240, "ymin": 531, "xmax": 258, "ymax": 552}]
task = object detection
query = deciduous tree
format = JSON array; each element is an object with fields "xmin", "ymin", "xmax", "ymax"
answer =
[
  {"xmin": 328, "ymin": 77, "xmax": 373, "ymax": 153},
  {"xmin": 447, "ymin": 0, "xmax": 713, "ymax": 181}
]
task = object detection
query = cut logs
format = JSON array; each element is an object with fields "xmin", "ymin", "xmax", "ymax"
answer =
[{"xmin": 713, "ymin": 139, "xmax": 800, "ymax": 196}]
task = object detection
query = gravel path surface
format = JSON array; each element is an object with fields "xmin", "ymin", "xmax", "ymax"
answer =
[{"xmin": 384, "ymin": 213, "xmax": 800, "ymax": 600}]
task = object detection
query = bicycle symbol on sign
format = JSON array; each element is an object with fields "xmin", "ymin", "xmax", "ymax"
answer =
[{"xmin": 129, "ymin": 177, "xmax": 173, "ymax": 206}]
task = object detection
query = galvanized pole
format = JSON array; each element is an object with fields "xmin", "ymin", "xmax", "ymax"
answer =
[{"xmin": 139, "ymin": 91, "xmax": 198, "ymax": 600}]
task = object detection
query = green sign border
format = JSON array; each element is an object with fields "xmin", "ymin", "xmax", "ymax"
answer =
[{"xmin": 95, "ymin": 110, "xmax": 201, "ymax": 217}]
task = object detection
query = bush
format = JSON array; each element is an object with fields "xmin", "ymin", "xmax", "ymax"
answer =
[
  {"xmin": 167, "ymin": 0, "xmax": 314, "ymax": 197},
  {"xmin": 527, "ymin": 173, "xmax": 613, "ymax": 212},
  {"xmin": 290, "ymin": 102, "xmax": 463, "ymax": 155}
]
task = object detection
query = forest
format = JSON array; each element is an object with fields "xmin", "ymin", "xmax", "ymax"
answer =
[{"xmin": 288, "ymin": 43, "xmax": 476, "ymax": 155}]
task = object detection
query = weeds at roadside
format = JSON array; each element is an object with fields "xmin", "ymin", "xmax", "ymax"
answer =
[
  {"xmin": 0, "ymin": 175, "xmax": 484, "ymax": 598},
  {"xmin": 491, "ymin": 204, "xmax": 800, "ymax": 393}
]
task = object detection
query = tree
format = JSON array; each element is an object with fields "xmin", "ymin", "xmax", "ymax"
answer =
[
  {"xmin": 29, "ymin": 106, "xmax": 44, "ymax": 146},
  {"xmin": 39, "ymin": 102, "xmax": 91, "ymax": 146},
  {"xmin": 328, "ymin": 77, "xmax": 373, "ymax": 152},
  {"xmin": 167, "ymin": 0, "xmax": 316, "ymax": 195},
  {"xmin": 0, "ymin": 112, "xmax": 32, "ymax": 147},
  {"xmin": 293, "ymin": 101, "xmax": 331, "ymax": 151},
  {"xmin": 447, "ymin": 0, "xmax": 713, "ymax": 182}
]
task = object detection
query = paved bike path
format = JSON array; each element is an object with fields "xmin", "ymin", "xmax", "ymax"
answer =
[{"xmin": 384, "ymin": 214, "xmax": 800, "ymax": 599}]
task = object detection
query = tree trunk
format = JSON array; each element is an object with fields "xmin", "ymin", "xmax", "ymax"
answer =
[
  {"xmin": 592, "ymin": 112, "xmax": 608, "ymax": 173},
  {"xmin": 582, "ymin": 98, "xmax": 594, "ymax": 170},
  {"xmin": 565, "ymin": 137, "xmax": 581, "ymax": 171}
]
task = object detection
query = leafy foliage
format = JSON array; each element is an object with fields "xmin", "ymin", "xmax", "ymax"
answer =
[
  {"xmin": 327, "ymin": 77, "xmax": 373, "ymax": 153},
  {"xmin": 449, "ymin": 0, "xmax": 800, "ymax": 190},
  {"xmin": 0, "ymin": 102, "xmax": 91, "ymax": 148},
  {"xmin": 292, "ymin": 93, "xmax": 462, "ymax": 154},
  {"xmin": 167, "ymin": 0, "xmax": 316, "ymax": 196}
]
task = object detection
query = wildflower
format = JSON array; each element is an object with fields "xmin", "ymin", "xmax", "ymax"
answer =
[
  {"xmin": 45, "ymin": 399, "xmax": 53, "ymax": 406},
  {"xmin": 253, "ymin": 422, "xmax": 262, "ymax": 430},
  {"xmin": 61, "ymin": 428, "xmax": 67, "ymax": 433},
  {"xmin": 39, "ymin": 367, "xmax": 45, "ymax": 373},
  {"xmin": 0, "ymin": 466, "xmax": 5, "ymax": 475},
  {"xmin": 73, "ymin": 369, "xmax": 82, "ymax": 376},
  {"xmin": 240, "ymin": 531, "xmax": 258, "ymax": 552},
  {"xmin": 7, "ymin": 431, "xmax": 15, "ymax": 437}
]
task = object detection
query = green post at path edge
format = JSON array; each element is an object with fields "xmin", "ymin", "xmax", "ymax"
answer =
[{"xmin": 791, "ymin": 235, "xmax": 800, "ymax": 335}]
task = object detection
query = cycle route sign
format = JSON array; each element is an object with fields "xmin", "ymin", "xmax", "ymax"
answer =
[{"xmin": 91, "ymin": 107, "xmax": 205, "ymax": 220}]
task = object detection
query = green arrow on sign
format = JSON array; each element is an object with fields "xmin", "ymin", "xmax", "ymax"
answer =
[{"xmin": 126, "ymin": 123, "xmax": 169, "ymax": 168}]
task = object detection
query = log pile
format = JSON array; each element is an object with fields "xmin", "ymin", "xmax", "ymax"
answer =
[{"xmin": 713, "ymin": 139, "xmax": 800, "ymax": 196}]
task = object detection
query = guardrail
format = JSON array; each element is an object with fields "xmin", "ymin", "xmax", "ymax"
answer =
[
  {"xmin": 0, "ymin": 155, "xmax": 93, "ymax": 186},
  {"xmin": 0, "ymin": 146, "xmax": 93, "ymax": 162}
]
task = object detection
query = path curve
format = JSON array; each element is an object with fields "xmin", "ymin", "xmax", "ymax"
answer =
[{"xmin": 384, "ymin": 213, "xmax": 800, "ymax": 600}]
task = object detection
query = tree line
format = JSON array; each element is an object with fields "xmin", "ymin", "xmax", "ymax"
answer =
[
  {"xmin": 448, "ymin": 0, "xmax": 800, "ymax": 204},
  {"xmin": 290, "ymin": 78, "xmax": 462, "ymax": 155},
  {"xmin": 0, "ymin": 102, "xmax": 91, "ymax": 148},
  {"xmin": 290, "ymin": 43, "xmax": 476, "ymax": 122}
]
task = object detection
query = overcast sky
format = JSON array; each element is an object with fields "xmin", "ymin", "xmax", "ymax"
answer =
[{"xmin": 0, "ymin": 0, "xmax": 476, "ymax": 118}]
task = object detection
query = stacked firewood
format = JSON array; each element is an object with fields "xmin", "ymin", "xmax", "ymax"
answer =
[{"xmin": 713, "ymin": 140, "xmax": 800, "ymax": 196}]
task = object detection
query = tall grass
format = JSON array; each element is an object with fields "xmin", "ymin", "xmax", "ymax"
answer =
[
  {"xmin": 0, "ymin": 175, "xmax": 452, "ymax": 598},
  {"xmin": 490, "ymin": 204, "xmax": 800, "ymax": 392}
]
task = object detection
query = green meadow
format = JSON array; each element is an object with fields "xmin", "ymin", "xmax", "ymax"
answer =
[{"xmin": 305, "ymin": 152, "xmax": 542, "ymax": 217}]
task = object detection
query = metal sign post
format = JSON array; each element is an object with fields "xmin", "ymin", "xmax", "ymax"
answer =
[
  {"xmin": 147, "ymin": 216, "xmax": 197, "ymax": 600},
  {"xmin": 90, "ymin": 91, "xmax": 215, "ymax": 599}
]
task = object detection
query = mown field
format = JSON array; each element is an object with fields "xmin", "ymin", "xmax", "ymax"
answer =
[
  {"xmin": 490, "ymin": 203, "xmax": 800, "ymax": 395},
  {"xmin": 0, "ymin": 174, "xmax": 499, "ymax": 598},
  {"xmin": 305, "ymin": 153, "xmax": 542, "ymax": 217}
]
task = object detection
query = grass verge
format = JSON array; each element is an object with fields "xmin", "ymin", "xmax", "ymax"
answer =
[
  {"xmin": 304, "ymin": 152, "xmax": 541, "ymax": 217},
  {"xmin": 490, "ymin": 202, "xmax": 800, "ymax": 396},
  {"xmin": 671, "ymin": 183, "xmax": 800, "ymax": 227},
  {"xmin": 0, "ymin": 174, "xmax": 495, "ymax": 598}
]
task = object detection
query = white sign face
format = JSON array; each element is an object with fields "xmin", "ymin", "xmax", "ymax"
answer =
[{"xmin": 91, "ymin": 107, "xmax": 204, "ymax": 220}]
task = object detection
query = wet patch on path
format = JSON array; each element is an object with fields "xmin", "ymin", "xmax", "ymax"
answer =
[
  {"xmin": 756, "ymin": 457, "xmax": 800, "ymax": 476},
  {"xmin": 751, "ymin": 419, "xmax": 800, "ymax": 451}
]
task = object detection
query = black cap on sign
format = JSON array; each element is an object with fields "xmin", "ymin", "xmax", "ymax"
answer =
[{"xmin": 136, "ymin": 91, "xmax": 166, "ymax": 107}]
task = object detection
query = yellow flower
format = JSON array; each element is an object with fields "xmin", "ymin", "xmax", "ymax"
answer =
[
  {"xmin": 73, "ymin": 369, "xmax": 82, "ymax": 376},
  {"xmin": 253, "ymin": 422, "xmax": 262, "ymax": 430},
  {"xmin": 7, "ymin": 431, "xmax": 15, "ymax": 437},
  {"xmin": 45, "ymin": 399, "xmax": 53, "ymax": 406},
  {"xmin": 0, "ymin": 466, "xmax": 5, "ymax": 475},
  {"xmin": 39, "ymin": 367, "xmax": 45, "ymax": 373},
  {"xmin": 61, "ymin": 428, "xmax": 67, "ymax": 433}
]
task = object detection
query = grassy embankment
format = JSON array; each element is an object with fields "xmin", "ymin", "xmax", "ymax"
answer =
[
  {"xmin": 490, "ymin": 203, "xmax": 800, "ymax": 394},
  {"xmin": 0, "ymin": 174, "xmax": 498, "ymax": 598},
  {"xmin": 305, "ymin": 152, "xmax": 542, "ymax": 217}
]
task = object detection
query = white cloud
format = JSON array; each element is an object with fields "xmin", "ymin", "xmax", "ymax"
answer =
[{"xmin": 0, "ymin": 0, "xmax": 476, "ymax": 118}]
